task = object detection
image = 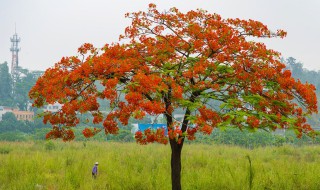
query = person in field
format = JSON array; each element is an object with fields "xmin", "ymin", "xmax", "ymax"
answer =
[{"xmin": 92, "ymin": 162, "xmax": 98, "ymax": 178}]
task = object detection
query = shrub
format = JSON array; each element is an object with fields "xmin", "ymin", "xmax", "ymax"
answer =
[
  {"xmin": 0, "ymin": 147, "xmax": 11, "ymax": 154},
  {"xmin": 45, "ymin": 141, "xmax": 55, "ymax": 151}
]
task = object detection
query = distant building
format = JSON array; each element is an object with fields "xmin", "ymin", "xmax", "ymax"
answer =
[
  {"xmin": 42, "ymin": 103, "xmax": 62, "ymax": 113},
  {"xmin": 12, "ymin": 109, "xmax": 34, "ymax": 121},
  {"xmin": 30, "ymin": 70, "xmax": 44, "ymax": 79},
  {"xmin": 0, "ymin": 106, "xmax": 4, "ymax": 121},
  {"xmin": 0, "ymin": 106, "xmax": 34, "ymax": 121}
]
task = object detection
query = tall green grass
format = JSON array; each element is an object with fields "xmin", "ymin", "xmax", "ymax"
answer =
[{"xmin": 1, "ymin": 141, "xmax": 320, "ymax": 189}]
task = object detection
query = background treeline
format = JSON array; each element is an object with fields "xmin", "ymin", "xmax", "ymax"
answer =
[
  {"xmin": 0, "ymin": 62, "xmax": 39, "ymax": 110},
  {"xmin": 0, "ymin": 57, "xmax": 320, "ymax": 145}
]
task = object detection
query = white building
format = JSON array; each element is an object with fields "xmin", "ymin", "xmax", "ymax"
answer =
[
  {"xmin": 0, "ymin": 106, "xmax": 4, "ymax": 121},
  {"xmin": 42, "ymin": 103, "xmax": 62, "ymax": 112}
]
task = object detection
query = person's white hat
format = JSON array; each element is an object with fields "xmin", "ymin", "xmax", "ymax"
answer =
[{"xmin": 95, "ymin": 162, "xmax": 99, "ymax": 165}]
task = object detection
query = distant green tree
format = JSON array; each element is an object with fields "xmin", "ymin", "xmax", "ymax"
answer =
[
  {"xmin": 286, "ymin": 57, "xmax": 304, "ymax": 77},
  {"xmin": 0, "ymin": 112, "xmax": 19, "ymax": 132},
  {"xmin": 2, "ymin": 112, "xmax": 17, "ymax": 122},
  {"xmin": 285, "ymin": 57, "xmax": 320, "ymax": 127},
  {"xmin": 285, "ymin": 57, "xmax": 320, "ymax": 89},
  {"xmin": 0, "ymin": 62, "xmax": 13, "ymax": 106},
  {"xmin": 0, "ymin": 112, "xmax": 34, "ymax": 133},
  {"xmin": 14, "ymin": 69, "xmax": 38, "ymax": 110}
]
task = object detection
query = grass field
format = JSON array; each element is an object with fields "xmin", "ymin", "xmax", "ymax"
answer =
[{"xmin": 1, "ymin": 141, "xmax": 320, "ymax": 190}]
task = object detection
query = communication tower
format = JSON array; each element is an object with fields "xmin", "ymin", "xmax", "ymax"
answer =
[{"xmin": 10, "ymin": 28, "xmax": 21, "ymax": 86}]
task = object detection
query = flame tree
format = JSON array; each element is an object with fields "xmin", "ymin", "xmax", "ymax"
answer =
[{"xmin": 29, "ymin": 4, "xmax": 318, "ymax": 190}]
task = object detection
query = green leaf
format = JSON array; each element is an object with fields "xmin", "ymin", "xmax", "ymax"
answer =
[
  {"xmin": 272, "ymin": 100, "xmax": 287, "ymax": 108},
  {"xmin": 216, "ymin": 64, "xmax": 233, "ymax": 74},
  {"xmin": 145, "ymin": 56, "xmax": 153, "ymax": 62},
  {"xmin": 243, "ymin": 94, "xmax": 264, "ymax": 105}
]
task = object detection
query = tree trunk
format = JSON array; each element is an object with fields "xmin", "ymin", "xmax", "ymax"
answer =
[{"xmin": 170, "ymin": 139, "xmax": 183, "ymax": 190}]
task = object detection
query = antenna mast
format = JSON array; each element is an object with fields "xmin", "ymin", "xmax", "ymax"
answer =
[{"xmin": 10, "ymin": 26, "xmax": 21, "ymax": 88}]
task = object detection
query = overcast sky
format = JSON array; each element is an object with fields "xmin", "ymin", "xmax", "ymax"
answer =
[{"xmin": 1, "ymin": 0, "xmax": 320, "ymax": 71}]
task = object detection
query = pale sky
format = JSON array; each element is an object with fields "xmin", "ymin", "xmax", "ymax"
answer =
[{"xmin": 1, "ymin": 0, "xmax": 320, "ymax": 71}]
